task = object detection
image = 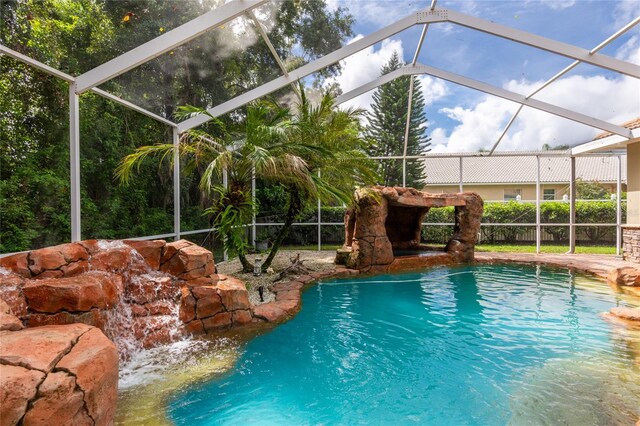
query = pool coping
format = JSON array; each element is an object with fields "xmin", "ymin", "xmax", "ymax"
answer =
[{"xmin": 251, "ymin": 252, "xmax": 640, "ymax": 324}]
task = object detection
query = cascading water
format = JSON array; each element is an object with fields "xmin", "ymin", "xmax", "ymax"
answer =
[{"xmin": 95, "ymin": 240, "xmax": 185, "ymax": 361}]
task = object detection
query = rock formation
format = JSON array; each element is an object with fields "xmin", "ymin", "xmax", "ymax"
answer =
[
  {"xmin": 0, "ymin": 239, "xmax": 254, "ymax": 352},
  {"xmin": 0, "ymin": 238, "xmax": 259, "ymax": 425},
  {"xmin": 336, "ymin": 186, "xmax": 483, "ymax": 271},
  {"xmin": 0, "ymin": 323, "xmax": 118, "ymax": 425}
]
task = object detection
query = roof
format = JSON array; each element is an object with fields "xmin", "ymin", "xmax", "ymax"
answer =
[
  {"xmin": 593, "ymin": 117, "xmax": 640, "ymax": 140},
  {"xmin": 423, "ymin": 153, "xmax": 627, "ymax": 185}
]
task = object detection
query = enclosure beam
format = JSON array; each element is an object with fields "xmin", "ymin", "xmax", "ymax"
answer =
[
  {"xmin": 335, "ymin": 69, "xmax": 403, "ymax": 105},
  {"xmin": 338, "ymin": 65, "xmax": 631, "ymax": 138},
  {"xmin": 407, "ymin": 65, "xmax": 632, "ymax": 138},
  {"xmin": 173, "ymin": 128, "xmax": 181, "ymax": 240},
  {"xmin": 223, "ymin": 168, "xmax": 229, "ymax": 261},
  {"xmin": 91, "ymin": 88, "xmax": 177, "ymax": 127},
  {"xmin": 247, "ymin": 10, "xmax": 289, "ymax": 77},
  {"xmin": 489, "ymin": 105, "xmax": 523, "ymax": 155},
  {"xmin": 616, "ymin": 155, "xmax": 622, "ymax": 256},
  {"xmin": 535, "ymin": 155, "xmax": 541, "ymax": 254},
  {"xmin": 178, "ymin": 8, "xmax": 443, "ymax": 131},
  {"xmin": 487, "ymin": 17, "xmax": 639, "ymax": 154},
  {"xmin": 458, "ymin": 157, "xmax": 463, "ymax": 192},
  {"xmin": 69, "ymin": 83, "xmax": 81, "ymax": 242},
  {"xmin": 402, "ymin": 159, "xmax": 407, "ymax": 187},
  {"xmin": 402, "ymin": 78, "xmax": 415, "ymax": 178},
  {"xmin": 442, "ymin": 10, "xmax": 640, "ymax": 78},
  {"xmin": 1, "ymin": 44, "xmax": 74, "ymax": 81},
  {"xmin": 0, "ymin": 44, "xmax": 177, "ymax": 127},
  {"xmin": 252, "ymin": 167, "xmax": 256, "ymax": 247},
  {"xmin": 318, "ymin": 171, "xmax": 322, "ymax": 251},
  {"xmin": 569, "ymin": 157, "xmax": 576, "ymax": 253},
  {"xmin": 75, "ymin": 0, "xmax": 269, "ymax": 93},
  {"xmin": 177, "ymin": 6, "xmax": 638, "ymax": 131},
  {"xmin": 401, "ymin": 0, "xmax": 434, "ymax": 171}
]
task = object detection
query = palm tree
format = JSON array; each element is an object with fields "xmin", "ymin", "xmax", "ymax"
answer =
[
  {"xmin": 117, "ymin": 99, "xmax": 320, "ymax": 272},
  {"xmin": 261, "ymin": 83, "xmax": 379, "ymax": 270},
  {"xmin": 117, "ymin": 86, "xmax": 378, "ymax": 273}
]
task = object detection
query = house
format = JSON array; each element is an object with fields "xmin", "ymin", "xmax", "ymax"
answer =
[
  {"xmin": 422, "ymin": 153, "xmax": 627, "ymax": 201},
  {"xmin": 571, "ymin": 117, "xmax": 640, "ymax": 262}
]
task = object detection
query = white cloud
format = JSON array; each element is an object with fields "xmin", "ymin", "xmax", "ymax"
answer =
[
  {"xmin": 613, "ymin": 0, "xmax": 640, "ymax": 29},
  {"xmin": 326, "ymin": 35, "xmax": 404, "ymax": 111},
  {"xmin": 326, "ymin": 36, "xmax": 449, "ymax": 113},
  {"xmin": 418, "ymin": 76, "xmax": 449, "ymax": 106},
  {"xmin": 431, "ymin": 97, "xmax": 518, "ymax": 152},
  {"xmin": 616, "ymin": 35, "xmax": 640, "ymax": 65},
  {"xmin": 431, "ymin": 72, "xmax": 640, "ymax": 153},
  {"xmin": 544, "ymin": 0, "xmax": 576, "ymax": 10}
]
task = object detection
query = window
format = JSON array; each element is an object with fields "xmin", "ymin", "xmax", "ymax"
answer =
[
  {"xmin": 504, "ymin": 189, "xmax": 522, "ymax": 201},
  {"xmin": 543, "ymin": 189, "xmax": 555, "ymax": 200}
]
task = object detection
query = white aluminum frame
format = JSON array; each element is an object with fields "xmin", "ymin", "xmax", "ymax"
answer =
[
  {"xmin": 75, "ymin": 0, "xmax": 269, "ymax": 93},
  {"xmin": 178, "ymin": 6, "xmax": 639, "ymax": 132},
  {"xmin": 336, "ymin": 64, "xmax": 632, "ymax": 137},
  {"xmin": 2, "ymin": 0, "xmax": 636, "ymax": 254},
  {"xmin": 489, "ymin": 16, "xmax": 640, "ymax": 154}
]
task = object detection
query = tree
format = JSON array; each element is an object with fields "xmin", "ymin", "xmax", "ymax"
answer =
[
  {"xmin": 366, "ymin": 51, "xmax": 431, "ymax": 188},
  {"xmin": 541, "ymin": 143, "xmax": 571, "ymax": 151},
  {"xmin": 1, "ymin": 0, "xmax": 355, "ymax": 252},
  {"xmin": 117, "ymin": 100, "xmax": 321, "ymax": 272},
  {"xmin": 260, "ymin": 83, "xmax": 379, "ymax": 270},
  {"xmin": 576, "ymin": 180, "xmax": 610, "ymax": 200}
]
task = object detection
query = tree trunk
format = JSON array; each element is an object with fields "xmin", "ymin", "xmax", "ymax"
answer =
[
  {"xmin": 262, "ymin": 188, "xmax": 303, "ymax": 271},
  {"xmin": 238, "ymin": 251, "xmax": 253, "ymax": 273}
]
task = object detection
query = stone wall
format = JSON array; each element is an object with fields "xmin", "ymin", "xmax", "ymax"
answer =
[{"xmin": 623, "ymin": 226, "xmax": 640, "ymax": 263}]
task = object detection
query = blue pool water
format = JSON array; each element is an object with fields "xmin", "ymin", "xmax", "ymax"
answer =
[{"xmin": 167, "ymin": 264, "xmax": 640, "ymax": 425}]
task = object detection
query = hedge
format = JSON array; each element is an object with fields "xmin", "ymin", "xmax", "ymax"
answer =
[{"xmin": 254, "ymin": 201, "xmax": 625, "ymax": 247}]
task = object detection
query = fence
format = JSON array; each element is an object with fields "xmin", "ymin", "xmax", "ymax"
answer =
[{"xmin": 1, "ymin": 151, "xmax": 627, "ymax": 260}]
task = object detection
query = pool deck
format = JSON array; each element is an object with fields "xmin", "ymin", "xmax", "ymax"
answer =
[{"xmin": 475, "ymin": 252, "xmax": 640, "ymax": 287}]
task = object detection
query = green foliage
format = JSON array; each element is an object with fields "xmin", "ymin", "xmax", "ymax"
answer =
[
  {"xmin": 576, "ymin": 180, "xmax": 610, "ymax": 200},
  {"xmin": 260, "ymin": 83, "xmax": 379, "ymax": 269},
  {"xmin": 418, "ymin": 201, "xmax": 625, "ymax": 246},
  {"xmin": 482, "ymin": 202, "xmax": 536, "ymax": 243},
  {"xmin": 422, "ymin": 207, "xmax": 455, "ymax": 244},
  {"xmin": 1, "ymin": 0, "xmax": 354, "ymax": 253},
  {"xmin": 365, "ymin": 51, "xmax": 431, "ymax": 188},
  {"xmin": 205, "ymin": 186, "xmax": 255, "ymax": 256}
]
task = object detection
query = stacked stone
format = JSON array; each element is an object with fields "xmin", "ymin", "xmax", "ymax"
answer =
[
  {"xmin": 179, "ymin": 275, "xmax": 253, "ymax": 334},
  {"xmin": 622, "ymin": 226, "xmax": 640, "ymax": 263}
]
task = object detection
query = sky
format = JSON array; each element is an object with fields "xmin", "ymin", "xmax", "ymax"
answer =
[{"xmin": 321, "ymin": 0, "xmax": 640, "ymax": 153}]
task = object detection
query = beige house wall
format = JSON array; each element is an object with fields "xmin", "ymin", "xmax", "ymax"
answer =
[
  {"xmin": 423, "ymin": 183, "xmax": 620, "ymax": 202},
  {"xmin": 627, "ymin": 141, "xmax": 640, "ymax": 225}
]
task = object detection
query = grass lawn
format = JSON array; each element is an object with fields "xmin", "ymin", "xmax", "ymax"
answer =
[
  {"xmin": 475, "ymin": 244, "xmax": 617, "ymax": 255},
  {"xmin": 280, "ymin": 244, "xmax": 618, "ymax": 255}
]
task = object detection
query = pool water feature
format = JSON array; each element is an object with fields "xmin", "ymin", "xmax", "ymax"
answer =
[{"xmin": 166, "ymin": 264, "xmax": 640, "ymax": 425}]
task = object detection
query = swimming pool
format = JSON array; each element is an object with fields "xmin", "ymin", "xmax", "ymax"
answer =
[{"xmin": 166, "ymin": 264, "xmax": 640, "ymax": 425}]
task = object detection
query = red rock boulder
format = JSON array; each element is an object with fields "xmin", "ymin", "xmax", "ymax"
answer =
[
  {"xmin": 0, "ymin": 272, "xmax": 28, "ymax": 317},
  {"xmin": 124, "ymin": 239, "xmax": 166, "ymax": 270},
  {"xmin": 22, "ymin": 271, "xmax": 122, "ymax": 314},
  {"xmin": 216, "ymin": 276, "xmax": 251, "ymax": 312},
  {"xmin": 0, "ymin": 252, "xmax": 31, "ymax": 277},
  {"xmin": 160, "ymin": 240, "xmax": 215, "ymax": 280},
  {"xmin": 0, "ymin": 324, "xmax": 118, "ymax": 426}
]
